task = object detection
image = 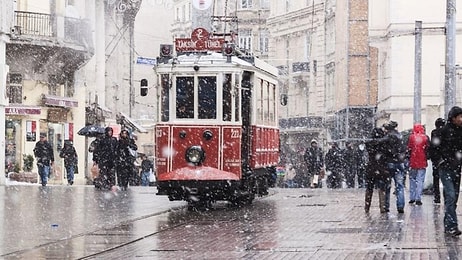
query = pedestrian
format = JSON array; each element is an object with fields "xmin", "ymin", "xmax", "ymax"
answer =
[
  {"xmin": 59, "ymin": 140, "xmax": 78, "ymax": 185},
  {"xmin": 115, "ymin": 129, "xmax": 138, "ymax": 190},
  {"xmin": 407, "ymin": 124, "xmax": 430, "ymax": 206},
  {"xmin": 344, "ymin": 142, "xmax": 358, "ymax": 188},
  {"xmin": 283, "ymin": 164, "xmax": 296, "ymax": 188},
  {"xmin": 383, "ymin": 120, "xmax": 407, "ymax": 214},
  {"xmin": 140, "ymin": 154, "xmax": 154, "ymax": 187},
  {"xmin": 94, "ymin": 127, "xmax": 118, "ymax": 190},
  {"xmin": 325, "ymin": 143, "xmax": 343, "ymax": 189},
  {"xmin": 33, "ymin": 133, "xmax": 54, "ymax": 186},
  {"xmin": 428, "ymin": 118, "xmax": 445, "ymax": 204},
  {"xmin": 364, "ymin": 127, "xmax": 389, "ymax": 213},
  {"xmin": 438, "ymin": 106, "xmax": 462, "ymax": 236},
  {"xmin": 293, "ymin": 146, "xmax": 308, "ymax": 188},
  {"xmin": 304, "ymin": 139, "xmax": 324, "ymax": 188}
]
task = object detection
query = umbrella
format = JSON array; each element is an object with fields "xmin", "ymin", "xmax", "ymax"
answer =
[{"xmin": 77, "ymin": 125, "xmax": 105, "ymax": 137}]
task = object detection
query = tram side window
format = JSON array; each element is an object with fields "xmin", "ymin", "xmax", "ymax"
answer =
[
  {"xmin": 176, "ymin": 77, "xmax": 194, "ymax": 118},
  {"xmin": 223, "ymin": 74, "xmax": 232, "ymax": 121},
  {"xmin": 198, "ymin": 76, "xmax": 217, "ymax": 119},
  {"xmin": 161, "ymin": 74, "xmax": 170, "ymax": 122}
]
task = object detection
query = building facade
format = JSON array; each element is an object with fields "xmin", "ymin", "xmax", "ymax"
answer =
[
  {"xmin": 369, "ymin": 0, "xmax": 462, "ymax": 132},
  {"xmin": 1, "ymin": 0, "xmax": 94, "ymax": 185}
]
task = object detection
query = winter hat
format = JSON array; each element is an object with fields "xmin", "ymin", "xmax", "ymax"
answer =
[
  {"xmin": 310, "ymin": 139, "xmax": 318, "ymax": 144},
  {"xmin": 447, "ymin": 106, "xmax": 462, "ymax": 121},
  {"xmin": 435, "ymin": 118, "xmax": 446, "ymax": 128},
  {"xmin": 384, "ymin": 120, "xmax": 398, "ymax": 130}
]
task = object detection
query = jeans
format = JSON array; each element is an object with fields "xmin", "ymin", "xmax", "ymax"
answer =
[
  {"xmin": 409, "ymin": 168, "xmax": 426, "ymax": 202},
  {"xmin": 37, "ymin": 164, "xmax": 50, "ymax": 186},
  {"xmin": 440, "ymin": 168, "xmax": 461, "ymax": 232},
  {"xmin": 141, "ymin": 171, "xmax": 150, "ymax": 186},
  {"xmin": 66, "ymin": 165, "xmax": 75, "ymax": 184},
  {"xmin": 385, "ymin": 162, "xmax": 406, "ymax": 210}
]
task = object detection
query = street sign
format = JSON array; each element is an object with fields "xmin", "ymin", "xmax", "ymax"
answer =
[{"xmin": 136, "ymin": 57, "xmax": 157, "ymax": 65}]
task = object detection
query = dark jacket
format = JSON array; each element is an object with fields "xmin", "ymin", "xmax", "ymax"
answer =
[
  {"xmin": 365, "ymin": 127, "xmax": 389, "ymax": 175},
  {"xmin": 429, "ymin": 121, "xmax": 445, "ymax": 165},
  {"xmin": 33, "ymin": 140, "xmax": 54, "ymax": 166},
  {"xmin": 384, "ymin": 128, "xmax": 407, "ymax": 163},
  {"xmin": 141, "ymin": 158, "xmax": 154, "ymax": 172},
  {"xmin": 115, "ymin": 135, "xmax": 138, "ymax": 167},
  {"xmin": 439, "ymin": 106, "xmax": 462, "ymax": 171},
  {"xmin": 95, "ymin": 127, "xmax": 118, "ymax": 168},
  {"xmin": 59, "ymin": 142, "xmax": 77, "ymax": 167},
  {"xmin": 304, "ymin": 142, "xmax": 324, "ymax": 174},
  {"xmin": 325, "ymin": 145, "xmax": 343, "ymax": 173}
]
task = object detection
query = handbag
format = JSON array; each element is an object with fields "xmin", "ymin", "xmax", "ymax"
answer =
[
  {"xmin": 91, "ymin": 163, "xmax": 100, "ymax": 179},
  {"xmin": 149, "ymin": 169, "xmax": 156, "ymax": 183},
  {"xmin": 128, "ymin": 146, "xmax": 137, "ymax": 158}
]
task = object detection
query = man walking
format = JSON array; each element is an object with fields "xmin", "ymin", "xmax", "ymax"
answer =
[
  {"xmin": 383, "ymin": 121, "xmax": 407, "ymax": 214},
  {"xmin": 94, "ymin": 127, "xmax": 118, "ymax": 190},
  {"xmin": 439, "ymin": 106, "xmax": 462, "ymax": 236},
  {"xmin": 429, "ymin": 118, "xmax": 445, "ymax": 204},
  {"xmin": 33, "ymin": 133, "xmax": 54, "ymax": 186}
]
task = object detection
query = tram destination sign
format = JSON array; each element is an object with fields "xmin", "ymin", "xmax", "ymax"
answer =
[{"xmin": 175, "ymin": 28, "xmax": 225, "ymax": 52}]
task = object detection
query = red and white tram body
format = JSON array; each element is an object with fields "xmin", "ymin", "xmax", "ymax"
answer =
[{"xmin": 154, "ymin": 49, "xmax": 279, "ymax": 206}]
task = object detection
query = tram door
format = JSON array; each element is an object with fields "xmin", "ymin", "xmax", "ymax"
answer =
[
  {"xmin": 47, "ymin": 123, "xmax": 64, "ymax": 184},
  {"xmin": 241, "ymin": 71, "xmax": 252, "ymax": 171}
]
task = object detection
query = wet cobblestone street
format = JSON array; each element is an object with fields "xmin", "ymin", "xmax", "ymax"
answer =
[{"xmin": 0, "ymin": 185, "xmax": 460, "ymax": 259}]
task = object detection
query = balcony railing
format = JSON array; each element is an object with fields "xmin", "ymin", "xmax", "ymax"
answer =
[
  {"xmin": 14, "ymin": 11, "xmax": 53, "ymax": 37},
  {"xmin": 13, "ymin": 11, "xmax": 93, "ymax": 50}
]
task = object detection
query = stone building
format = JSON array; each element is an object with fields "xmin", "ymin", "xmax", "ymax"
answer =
[{"xmin": 1, "ymin": 0, "xmax": 94, "ymax": 185}]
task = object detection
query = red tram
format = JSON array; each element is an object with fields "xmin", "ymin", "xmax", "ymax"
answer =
[{"xmin": 154, "ymin": 29, "xmax": 280, "ymax": 208}]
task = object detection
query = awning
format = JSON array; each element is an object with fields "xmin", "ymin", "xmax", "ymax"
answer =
[
  {"xmin": 116, "ymin": 112, "xmax": 148, "ymax": 133},
  {"xmin": 42, "ymin": 94, "xmax": 78, "ymax": 108},
  {"xmin": 5, "ymin": 105, "xmax": 41, "ymax": 115}
]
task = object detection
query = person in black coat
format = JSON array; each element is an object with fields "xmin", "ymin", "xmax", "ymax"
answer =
[
  {"xmin": 33, "ymin": 133, "xmax": 54, "ymax": 186},
  {"xmin": 94, "ymin": 127, "xmax": 118, "ymax": 190},
  {"xmin": 364, "ymin": 127, "xmax": 390, "ymax": 213},
  {"xmin": 438, "ymin": 106, "xmax": 462, "ymax": 236},
  {"xmin": 115, "ymin": 129, "xmax": 138, "ymax": 190},
  {"xmin": 325, "ymin": 143, "xmax": 343, "ymax": 189},
  {"xmin": 59, "ymin": 140, "xmax": 77, "ymax": 185},
  {"xmin": 428, "ymin": 118, "xmax": 445, "ymax": 204},
  {"xmin": 304, "ymin": 139, "xmax": 324, "ymax": 188}
]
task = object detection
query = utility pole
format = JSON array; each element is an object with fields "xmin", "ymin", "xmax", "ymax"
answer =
[
  {"xmin": 414, "ymin": 21, "xmax": 422, "ymax": 124},
  {"xmin": 445, "ymin": 0, "xmax": 456, "ymax": 117}
]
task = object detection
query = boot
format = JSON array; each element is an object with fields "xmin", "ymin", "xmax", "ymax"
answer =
[
  {"xmin": 379, "ymin": 189, "xmax": 386, "ymax": 213},
  {"xmin": 365, "ymin": 189, "xmax": 373, "ymax": 213}
]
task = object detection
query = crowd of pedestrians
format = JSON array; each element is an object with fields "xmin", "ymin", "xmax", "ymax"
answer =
[
  {"xmin": 278, "ymin": 106, "xmax": 462, "ymax": 237},
  {"xmin": 89, "ymin": 126, "xmax": 153, "ymax": 191}
]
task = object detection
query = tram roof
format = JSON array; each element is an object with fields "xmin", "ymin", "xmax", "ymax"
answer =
[{"xmin": 161, "ymin": 52, "xmax": 278, "ymax": 77}]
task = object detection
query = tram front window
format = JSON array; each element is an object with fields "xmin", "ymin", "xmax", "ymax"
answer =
[
  {"xmin": 198, "ymin": 76, "xmax": 217, "ymax": 119},
  {"xmin": 176, "ymin": 77, "xmax": 194, "ymax": 118}
]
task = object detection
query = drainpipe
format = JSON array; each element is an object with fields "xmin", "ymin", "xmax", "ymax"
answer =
[{"xmin": 444, "ymin": 0, "xmax": 456, "ymax": 116}]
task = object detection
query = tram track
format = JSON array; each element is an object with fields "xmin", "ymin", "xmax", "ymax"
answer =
[{"xmin": 4, "ymin": 191, "xmax": 275, "ymax": 259}]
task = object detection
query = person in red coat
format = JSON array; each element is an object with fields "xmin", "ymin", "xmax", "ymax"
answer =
[{"xmin": 407, "ymin": 124, "xmax": 430, "ymax": 205}]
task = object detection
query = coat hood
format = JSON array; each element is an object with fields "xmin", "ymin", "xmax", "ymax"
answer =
[
  {"xmin": 447, "ymin": 106, "xmax": 462, "ymax": 121},
  {"xmin": 412, "ymin": 124, "xmax": 425, "ymax": 134},
  {"xmin": 435, "ymin": 118, "xmax": 446, "ymax": 128}
]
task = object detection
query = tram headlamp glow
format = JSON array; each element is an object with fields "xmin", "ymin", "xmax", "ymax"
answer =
[{"xmin": 185, "ymin": 146, "xmax": 205, "ymax": 165}]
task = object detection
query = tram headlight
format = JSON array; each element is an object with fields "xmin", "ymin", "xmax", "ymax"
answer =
[{"xmin": 185, "ymin": 146, "xmax": 205, "ymax": 165}]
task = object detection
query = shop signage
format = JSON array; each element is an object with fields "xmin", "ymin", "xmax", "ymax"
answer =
[
  {"xmin": 42, "ymin": 94, "xmax": 78, "ymax": 108},
  {"xmin": 175, "ymin": 28, "xmax": 225, "ymax": 52},
  {"xmin": 6, "ymin": 106, "xmax": 41, "ymax": 115}
]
